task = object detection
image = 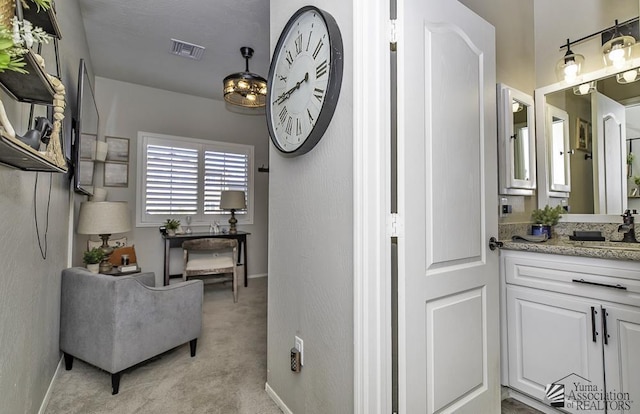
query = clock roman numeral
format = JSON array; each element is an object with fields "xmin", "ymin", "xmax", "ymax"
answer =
[
  {"xmin": 313, "ymin": 88, "xmax": 325, "ymax": 102},
  {"xmin": 296, "ymin": 118, "xmax": 302, "ymax": 135},
  {"xmin": 307, "ymin": 108, "xmax": 315, "ymax": 124},
  {"xmin": 294, "ymin": 34, "xmax": 303, "ymax": 55},
  {"xmin": 316, "ymin": 60, "xmax": 327, "ymax": 78},
  {"xmin": 286, "ymin": 50, "xmax": 294, "ymax": 67},
  {"xmin": 285, "ymin": 116, "xmax": 293, "ymax": 135},
  {"xmin": 306, "ymin": 31, "xmax": 313, "ymax": 52},
  {"xmin": 279, "ymin": 106, "xmax": 288, "ymax": 124},
  {"xmin": 312, "ymin": 39, "xmax": 324, "ymax": 59}
]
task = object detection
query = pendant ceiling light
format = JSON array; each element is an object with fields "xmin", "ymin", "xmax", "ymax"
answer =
[
  {"xmin": 223, "ymin": 47, "xmax": 267, "ymax": 108},
  {"xmin": 556, "ymin": 39, "xmax": 584, "ymax": 83},
  {"xmin": 602, "ymin": 20, "xmax": 636, "ymax": 70}
]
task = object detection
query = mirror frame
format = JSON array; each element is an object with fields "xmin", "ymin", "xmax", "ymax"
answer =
[
  {"xmin": 546, "ymin": 104, "xmax": 571, "ymax": 193},
  {"xmin": 498, "ymin": 83, "xmax": 536, "ymax": 195},
  {"xmin": 535, "ymin": 57, "xmax": 640, "ymax": 223}
]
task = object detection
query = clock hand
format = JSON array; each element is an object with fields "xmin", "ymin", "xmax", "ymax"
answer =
[{"xmin": 274, "ymin": 73, "xmax": 309, "ymax": 104}]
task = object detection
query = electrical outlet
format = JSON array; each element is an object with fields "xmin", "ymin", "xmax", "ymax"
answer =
[
  {"xmin": 290, "ymin": 348, "xmax": 301, "ymax": 372},
  {"xmin": 499, "ymin": 197, "xmax": 511, "ymax": 217},
  {"xmin": 294, "ymin": 336, "xmax": 304, "ymax": 366}
]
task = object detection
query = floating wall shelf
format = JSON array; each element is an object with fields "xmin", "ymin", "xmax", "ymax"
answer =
[
  {"xmin": 22, "ymin": 3, "xmax": 62, "ymax": 39},
  {"xmin": 0, "ymin": 50, "xmax": 55, "ymax": 105},
  {"xmin": 0, "ymin": 132, "xmax": 67, "ymax": 172}
]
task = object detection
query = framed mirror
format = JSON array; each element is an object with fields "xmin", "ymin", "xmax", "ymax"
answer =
[
  {"xmin": 535, "ymin": 59, "xmax": 640, "ymax": 222},
  {"xmin": 547, "ymin": 104, "xmax": 571, "ymax": 193},
  {"xmin": 497, "ymin": 84, "xmax": 536, "ymax": 195}
]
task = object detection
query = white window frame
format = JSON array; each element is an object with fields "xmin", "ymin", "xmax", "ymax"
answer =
[{"xmin": 136, "ymin": 131, "xmax": 254, "ymax": 228}]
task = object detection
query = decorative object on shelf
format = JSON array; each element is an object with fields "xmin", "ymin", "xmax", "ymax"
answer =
[
  {"xmin": 223, "ymin": 46, "xmax": 267, "ymax": 108},
  {"xmin": 184, "ymin": 215, "xmax": 192, "ymax": 234},
  {"xmin": 266, "ymin": 6, "xmax": 344, "ymax": 157},
  {"xmin": 77, "ymin": 201, "xmax": 131, "ymax": 273},
  {"xmin": 220, "ymin": 190, "xmax": 246, "ymax": 234},
  {"xmin": 164, "ymin": 218, "xmax": 180, "ymax": 237},
  {"xmin": 21, "ymin": 0, "xmax": 54, "ymax": 13},
  {"xmin": 531, "ymin": 204, "xmax": 564, "ymax": 239},
  {"xmin": 15, "ymin": 115, "xmax": 50, "ymax": 149},
  {"xmin": 83, "ymin": 247, "xmax": 105, "ymax": 274}
]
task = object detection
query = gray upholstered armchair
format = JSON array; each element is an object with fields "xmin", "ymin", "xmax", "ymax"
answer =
[{"xmin": 60, "ymin": 267, "xmax": 203, "ymax": 394}]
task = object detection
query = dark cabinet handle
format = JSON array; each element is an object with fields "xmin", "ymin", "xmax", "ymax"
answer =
[
  {"xmin": 572, "ymin": 279, "xmax": 627, "ymax": 290},
  {"xmin": 489, "ymin": 237, "xmax": 503, "ymax": 251},
  {"xmin": 602, "ymin": 308, "xmax": 609, "ymax": 345},
  {"xmin": 591, "ymin": 306, "xmax": 598, "ymax": 343}
]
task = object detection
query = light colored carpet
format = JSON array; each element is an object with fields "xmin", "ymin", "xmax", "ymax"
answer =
[{"xmin": 45, "ymin": 276, "xmax": 282, "ymax": 414}]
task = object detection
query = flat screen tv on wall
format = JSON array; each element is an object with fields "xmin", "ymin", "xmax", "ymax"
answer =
[{"xmin": 72, "ymin": 58, "xmax": 99, "ymax": 196}]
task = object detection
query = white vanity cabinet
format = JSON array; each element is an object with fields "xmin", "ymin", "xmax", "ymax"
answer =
[{"xmin": 501, "ymin": 250, "xmax": 640, "ymax": 413}]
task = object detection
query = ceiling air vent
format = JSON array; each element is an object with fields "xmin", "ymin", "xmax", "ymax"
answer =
[{"xmin": 170, "ymin": 39, "xmax": 206, "ymax": 60}]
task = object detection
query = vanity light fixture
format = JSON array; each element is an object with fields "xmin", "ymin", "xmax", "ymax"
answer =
[
  {"xmin": 223, "ymin": 47, "xmax": 267, "ymax": 108},
  {"xmin": 556, "ymin": 39, "xmax": 584, "ymax": 83},
  {"xmin": 616, "ymin": 68, "xmax": 640, "ymax": 84},
  {"xmin": 573, "ymin": 81, "xmax": 597, "ymax": 95},
  {"xmin": 602, "ymin": 20, "xmax": 636, "ymax": 70},
  {"xmin": 512, "ymin": 102, "xmax": 524, "ymax": 113}
]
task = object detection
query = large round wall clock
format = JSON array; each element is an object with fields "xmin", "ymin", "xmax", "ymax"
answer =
[{"xmin": 266, "ymin": 6, "xmax": 343, "ymax": 157}]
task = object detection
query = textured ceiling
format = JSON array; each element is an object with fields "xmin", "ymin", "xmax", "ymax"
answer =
[{"xmin": 77, "ymin": 0, "xmax": 270, "ymax": 102}]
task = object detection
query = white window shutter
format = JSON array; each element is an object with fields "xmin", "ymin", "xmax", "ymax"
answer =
[{"xmin": 204, "ymin": 150, "xmax": 249, "ymax": 214}]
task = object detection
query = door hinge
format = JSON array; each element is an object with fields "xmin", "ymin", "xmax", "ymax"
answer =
[
  {"xmin": 388, "ymin": 213, "xmax": 403, "ymax": 237},
  {"xmin": 390, "ymin": 19, "xmax": 398, "ymax": 51}
]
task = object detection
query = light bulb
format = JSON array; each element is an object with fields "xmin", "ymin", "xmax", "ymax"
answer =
[
  {"xmin": 609, "ymin": 45, "xmax": 626, "ymax": 68},
  {"xmin": 564, "ymin": 62, "xmax": 578, "ymax": 82},
  {"xmin": 512, "ymin": 102, "xmax": 521, "ymax": 113},
  {"xmin": 578, "ymin": 83, "xmax": 591, "ymax": 94},
  {"xmin": 237, "ymin": 80, "xmax": 249, "ymax": 89},
  {"xmin": 246, "ymin": 93, "xmax": 256, "ymax": 101},
  {"xmin": 623, "ymin": 69, "xmax": 638, "ymax": 82}
]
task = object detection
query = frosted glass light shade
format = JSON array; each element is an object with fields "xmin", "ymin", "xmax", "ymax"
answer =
[
  {"xmin": 220, "ymin": 190, "xmax": 246, "ymax": 210},
  {"xmin": 556, "ymin": 51, "xmax": 584, "ymax": 83},
  {"xmin": 602, "ymin": 35, "xmax": 635, "ymax": 69},
  {"xmin": 77, "ymin": 201, "xmax": 131, "ymax": 235}
]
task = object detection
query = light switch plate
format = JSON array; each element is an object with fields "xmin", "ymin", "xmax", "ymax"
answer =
[{"xmin": 294, "ymin": 336, "xmax": 304, "ymax": 366}]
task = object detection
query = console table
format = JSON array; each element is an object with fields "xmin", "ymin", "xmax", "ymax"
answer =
[{"xmin": 162, "ymin": 231, "xmax": 250, "ymax": 287}]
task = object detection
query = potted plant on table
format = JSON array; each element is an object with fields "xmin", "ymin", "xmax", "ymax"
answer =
[
  {"xmin": 531, "ymin": 204, "xmax": 564, "ymax": 239},
  {"xmin": 164, "ymin": 218, "xmax": 180, "ymax": 236},
  {"xmin": 83, "ymin": 247, "xmax": 105, "ymax": 274}
]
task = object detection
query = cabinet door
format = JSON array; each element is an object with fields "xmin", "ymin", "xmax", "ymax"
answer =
[
  {"xmin": 602, "ymin": 304, "xmax": 640, "ymax": 413},
  {"xmin": 507, "ymin": 286, "xmax": 604, "ymax": 405}
]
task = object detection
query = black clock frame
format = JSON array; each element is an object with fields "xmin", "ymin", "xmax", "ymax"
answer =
[{"xmin": 266, "ymin": 6, "xmax": 344, "ymax": 157}]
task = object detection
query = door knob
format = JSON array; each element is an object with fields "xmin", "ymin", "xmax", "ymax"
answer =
[{"xmin": 489, "ymin": 237, "xmax": 503, "ymax": 251}]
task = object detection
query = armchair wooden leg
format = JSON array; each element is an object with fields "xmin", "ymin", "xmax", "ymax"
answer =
[
  {"xmin": 190, "ymin": 338, "xmax": 198, "ymax": 357},
  {"xmin": 63, "ymin": 353, "xmax": 73, "ymax": 370},
  {"xmin": 111, "ymin": 372, "xmax": 121, "ymax": 395}
]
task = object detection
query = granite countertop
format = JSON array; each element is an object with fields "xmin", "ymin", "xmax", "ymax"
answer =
[{"xmin": 500, "ymin": 238, "xmax": 640, "ymax": 261}]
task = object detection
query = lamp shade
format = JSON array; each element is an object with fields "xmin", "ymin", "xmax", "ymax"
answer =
[
  {"xmin": 220, "ymin": 191, "xmax": 246, "ymax": 210},
  {"xmin": 77, "ymin": 201, "xmax": 131, "ymax": 235}
]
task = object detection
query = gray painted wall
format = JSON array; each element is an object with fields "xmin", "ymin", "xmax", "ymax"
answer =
[
  {"xmin": 0, "ymin": 0, "xmax": 93, "ymax": 412},
  {"xmin": 74, "ymin": 77, "xmax": 270, "ymax": 283},
  {"xmin": 266, "ymin": 1, "xmax": 354, "ymax": 413}
]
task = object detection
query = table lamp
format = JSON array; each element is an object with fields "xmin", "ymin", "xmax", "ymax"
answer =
[
  {"xmin": 220, "ymin": 190, "xmax": 246, "ymax": 234},
  {"xmin": 77, "ymin": 201, "xmax": 131, "ymax": 273}
]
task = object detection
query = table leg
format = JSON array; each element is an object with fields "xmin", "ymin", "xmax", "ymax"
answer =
[
  {"xmin": 243, "ymin": 236, "xmax": 248, "ymax": 287},
  {"xmin": 163, "ymin": 239, "xmax": 170, "ymax": 286}
]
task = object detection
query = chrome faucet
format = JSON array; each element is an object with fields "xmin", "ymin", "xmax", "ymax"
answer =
[{"xmin": 618, "ymin": 209, "xmax": 638, "ymax": 243}]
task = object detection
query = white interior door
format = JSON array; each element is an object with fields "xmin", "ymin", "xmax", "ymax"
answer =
[
  {"xmin": 592, "ymin": 91, "xmax": 627, "ymax": 214},
  {"xmin": 397, "ymin": 0, "xmax": 500, "ymax": 412}
]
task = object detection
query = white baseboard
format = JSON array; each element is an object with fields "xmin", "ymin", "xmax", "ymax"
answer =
[
  {"xmin": 38, "ymin": 355, "xmax": 63, "ymax": 414},
  {"xmin": 265, "ymin": 382, "xmax": 293, "ymax": 414},
  {"xmin": 503, "ymin": 387, "xmax": 563, "ymax": 414},
  {"xmin": 248, "ymin": 273, "xmax": 267, "ymax": 279}
]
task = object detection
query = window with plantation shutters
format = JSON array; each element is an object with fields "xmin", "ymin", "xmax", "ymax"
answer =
[
  {"xmin": 204, "ymin": 150, "xmax": 249, "ymax": 215},
  {"xmin": 137, "ymin": 132, "xmax": 254, "ymax": 226}
]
